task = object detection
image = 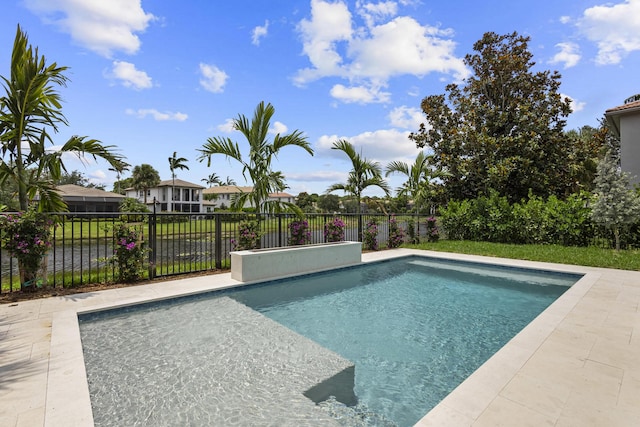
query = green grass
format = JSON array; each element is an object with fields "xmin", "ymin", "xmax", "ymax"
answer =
[{"xmin": 405, "ymin": 240, "xmax": 640, "ymax": 271}]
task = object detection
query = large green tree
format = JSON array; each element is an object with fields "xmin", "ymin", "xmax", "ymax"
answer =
[
  {"xmin": 0, "ymin": 25, "xmax": 123, "ymax": 211},
  {"xmin": 131, "ymin": 164, "xmax": 160, "ymax": 204},
  {"xmin": 197, "ymin": 101, "xmax": 313, "ymax": 214},
  {"xmin": 327, "ymin": 139, "xmax": 390, "ymax": 215},
  {"xmin": 168, "ymin": 151, "xmax": 189, "ymax": 211},
  {"xmin": 410, "ymin": 31, "xmax": 573, "ymax": 202}
]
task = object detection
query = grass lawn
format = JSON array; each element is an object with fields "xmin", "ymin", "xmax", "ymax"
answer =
[{"xmin": 405, "ymin": 240, "xmax": 640, "ymax": 271}]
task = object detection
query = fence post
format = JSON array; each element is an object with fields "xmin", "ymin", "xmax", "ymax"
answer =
[
  {"xmin": 215, "ymin": 214, "xmax": 222, "ymax": 269},
  {"xmin": 278, "ymin": 214, "xmax": 283, "ymax": 247},
  {"xmin": 148, "ymin": 200, "xmax": 157, "ymax": 279}
]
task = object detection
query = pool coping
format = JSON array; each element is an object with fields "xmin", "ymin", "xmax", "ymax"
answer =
[{"xmin": 2, "ymin": 248, "xmax": 640, "ymax": 426}]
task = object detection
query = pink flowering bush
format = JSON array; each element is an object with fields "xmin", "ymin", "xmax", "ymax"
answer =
[
  {"xmin": 387, "ymin": 215, "xmax": 405, "ymax": 248},
  {"xmin": 0, "ymin": 210, "xmax": 54, "ymax": 289},
  {"xmin": 425, "ymin": 216, "xmax": 440, "ymax": 242},
  {"xmin": 112, "ymin": 223, "xmax": 146, "ymax": 282},
  {"xmin": 363, "ymin": 218, "xmax": 379, "ymax": 250},
  {"xmin": 232, "ymin": 219, "xmax": 261, "ymax": 250},
  {"xmin": 288, "ymin": 219, "xmax": 311, "ymax": 246},
  {"xmin": 324, "ymin": 217, "xmax": 345, "ymax": 242}
]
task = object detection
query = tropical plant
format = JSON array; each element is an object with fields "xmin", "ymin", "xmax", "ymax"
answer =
[
  {"xmin": 387, "ymin": 215, "xmax": 405, "ymax": 248},
  {"xmin": 591, "ymin": 150, "xmax": 640, "ymax": 250},
  {"xmin": 327, "ymin": 139, "xmax": 390, "ymax": 214},
  {"xmin": 202, "ymin": 172, "xmax": 222, "ymax": 187},
  {"xmin": 222, "ymin": 176, "xmax": 237, "ymax": 186},
  {"xmin": 385, "ymin": 151, "xmax": 445, "ymax": 213},
  {"xmin": 324, "ymin": 217, "xmax": 345, "ymax": 242},
  {"xmin": 110, "ymin": 222, "xmax": 147, "ymax": 282},
  {"xmin": 425, "ymin": 216, "xmax": 439, "ymax": 242},
  {"xmin": 168, "ymin": 151, "xmax": 189, "ymax": 211},
  {"xmin": 198, "ymin": 101, "xmax": 313, "ymax": 215},
  {"xmin": 231, "ymin": 219, "xmax": 261, "ymax": 250},
  {"xmin": 0, "ymin": 25, "xmax": 123, "ymax": 212},
  {"xmin": 288, "ymin": 219, "xmax": 311, "ymax": 246},
  {"xmin": 362, "ymin": 218, "xmax": 379, "ymax": 250},
  {"xmin": 131, "ymin": 164, "xmax": 160, "ymax": 204},
  {"xmin": 0, "ymin": 209, "xmax": 54, "ymax": 289},
  {"xmin": 109, "ymin": 159, "xmax": 131, "ymax": 194}
]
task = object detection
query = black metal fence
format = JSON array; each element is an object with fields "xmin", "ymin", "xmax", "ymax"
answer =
[{"xmin": 0, "ymin": 212, "xmax": 430, "ymax": 293}]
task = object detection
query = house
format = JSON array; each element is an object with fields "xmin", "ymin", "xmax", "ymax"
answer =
[
  {"xmin": 202, "ymin": 185, "xmax": 296, "ymax": 211},
  {"xmin": 54, "ymin": 184, "xmax": 125, "ymax": 213},
  {"xmin": 606, "ymin": 94, "xmax": 640, "ymax": 185},
  {"xmin": 125, "ymin": 179, "xmax": 204, "ymax": 213}
]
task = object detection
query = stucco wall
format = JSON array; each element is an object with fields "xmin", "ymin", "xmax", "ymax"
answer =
[{"xmin": 620, "ymin": 111, "xmax": 640, "ymax": 186}]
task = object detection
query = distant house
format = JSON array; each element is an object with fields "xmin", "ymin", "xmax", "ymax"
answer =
[
  {"xmin": 202, "ymin": 185, "xmax": 296, "ymax": 211},
  {"xmin": 606, "ymin": 94, "xmax": 640, "ymax": 185},
  {"xmin": 125, "ymin": 179, "xmax": 204, "ymax": 213},
  {"xmin": 54, "ymin": 184, "xmax": 125, "ymax": 213}
]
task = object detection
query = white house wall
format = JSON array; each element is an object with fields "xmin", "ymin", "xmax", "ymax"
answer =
[{"xmin": 620, "ymin": 112, "xmax": 640, "ymax": 186}]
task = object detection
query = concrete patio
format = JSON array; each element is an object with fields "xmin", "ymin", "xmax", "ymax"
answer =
[{"xmin": 1, "ymin": 249, "xmax": 639, "ymax": 426}]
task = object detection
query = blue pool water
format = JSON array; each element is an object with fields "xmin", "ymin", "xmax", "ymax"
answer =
[{"xmin": 80, "ymin": 256, "xmax": 579, "ymax": 427}]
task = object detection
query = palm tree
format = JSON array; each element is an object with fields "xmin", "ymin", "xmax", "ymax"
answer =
[
  {"xmin": 222, "ymin": 176, "xmax": 237, "ymax": 186},
  {"xmin": 385, "ymin": 151, "xmax": 444, "ymax": 213},
  {"xmin": 326, "ymin": 139, "xmax": 390, "ymax": 215},
  {"xmin": 168, "ymin": 151, "xmax": 189, "ymax": 211},
  {"xmin": 131, "ymin": 164, "xmax": 160, "ymax": 204},
  {"xmin": 197, "ymin": 101, "xmax": 313, "ymax": 215},
  {"xmin": 201, "ymin": 172, "xmax": 222, "ymax": 187},
  {"xmin": 0, "ymin": 25, "xmax": 124, "ymax": 211},
  {"xmin": 108, "ymin": 160, "xmax": 131, "ymax": 194}
]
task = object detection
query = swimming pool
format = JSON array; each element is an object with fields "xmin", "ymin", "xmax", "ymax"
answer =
[{"xmin": 79, "ymin": 255, "xmax": 580, "ymax": 426}]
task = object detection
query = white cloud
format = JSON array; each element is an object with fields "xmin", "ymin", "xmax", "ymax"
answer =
[
  {"xmin": 286, "ymin": 170, "xmax": 346, "ymax": 182},
  {"xmin": 217, "ymin": 118, "xmax": 236, "ymax": 133},
  {"xmin": 252, "ymin": 20, "xmax": 269, "ymax": 46},
  {"xmin": 316, "ymin": 128, "xmax": 420, "ymax": 164},
  {"xmin": 330, "ymin": 83, "xmax": 390, "ymax": 103},
  {"xmin": 562, "ymin": 93, "xmax": 586, "ymax": 113},
  {"xmin": 295, "ymin": 0, "xmax": 353, "ymax": 84},
  {"xmin": 559, "ymin": 16, "xmax": 571, "ymax": 24},
  {"xmin": 388, "ymin": 106, "xmax": 423, "ymax": 130},
  {"xmin": 199, "ymin": 63, "xmax": 229, "ymax": 93},
  {"xmin": 549, "ymin": 42, "xmax": 581, "ymax": 68},
  {"xmin": 578, "ymin": 0, "xmax": 640, "ymax": 65},
  {"xmin": 270, "ymin": 121, "xmax": 288, "ymax": 134},
  {"xmin": 295, "ymin": 1, "xmax": 468, "ymax": 104},
  {"xmin": 110, "ymin": 61, "xmax": 152, "ymax": 89},
  {"xmin": 356, "ymin": 1, "xmax": 398, "ymax": 27},
  {"xmin": 24, "ymin": 0, "xmax": 155, "ymax": 57},
  {"xmin": 126, "ymin": 108, "xmax": 188, "ymax": 121}
]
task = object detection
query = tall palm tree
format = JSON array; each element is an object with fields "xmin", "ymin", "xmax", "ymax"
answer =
[
  {"xmin": 131, "ymin": 164, "xmax": 160, "ymax": 204},
  {"xmin": 168, "ymin": 151, "xmax": 189, "ymax": 211},
  {"xmin": 197, "ymin": 101, "xmax": 313, "ymax": 215},
  {"xmin": 385, "ymin": 151, "xmax": 444, "ymax": 213},
  {"xmin": 327, "ymin": 139, "xmax": 390, "ymax": 215},
  {"xmin": 201, "ymin": 172, "xmax": 221, "ymax": 187},
  {"xmin": 0, "ymin": 25, "xmax": 124, "ymax": 211},
  {"xmin": 222, "ymin": 176, "xmax": 237, "ymax": 186},
  {"xmin": 108, "ymin": 159, "xmax": 131, "ymax": 194}
]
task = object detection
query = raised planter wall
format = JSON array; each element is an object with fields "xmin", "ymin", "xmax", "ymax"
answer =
[{"xmin": 230, "ymin": 241, "xmax": 362, "ymax": 282}]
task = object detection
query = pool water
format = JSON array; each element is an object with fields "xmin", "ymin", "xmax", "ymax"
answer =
[{"xmin": 79, "ymin": 256, "xmax": 579, "ymax": 427}]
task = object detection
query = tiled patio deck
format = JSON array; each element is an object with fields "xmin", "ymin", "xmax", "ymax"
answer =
[{"xmin": 1, "ymin": 249, "xmax": 639, "ymax": 426}]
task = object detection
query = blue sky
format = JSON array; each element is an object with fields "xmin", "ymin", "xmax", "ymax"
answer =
[{"xmin": 2, "ymin": 0, "xmax": 639, "ymax": 197}]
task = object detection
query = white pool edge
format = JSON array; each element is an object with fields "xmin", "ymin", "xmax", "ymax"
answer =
[{"xmin": 42, "ymin": 249, "xmax": 602, "ymax": 427}]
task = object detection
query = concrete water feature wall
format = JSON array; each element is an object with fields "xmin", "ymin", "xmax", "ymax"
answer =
[{"xmin": 230, "ymin": 241, "xmax": 362, "ymax": 282}]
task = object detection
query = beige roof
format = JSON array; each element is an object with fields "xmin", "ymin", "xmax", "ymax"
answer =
[
  {"xmin": 55, "ymin": 184, "xmax": 125, "ymax": 199},
  {"xmin": 605, "ymin": 99, "xmax": 640, "ymax": 137},
  {"xmin": 157, "ymin": 179, "xmax": 205, "ymax": 189},
  {"xmin": 269, "ymin": 192, "xmax": 295, "ymax": 198},
  {"xmin": 203, "ymin": 185, "xmax": 253, "ymax": 195}
]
